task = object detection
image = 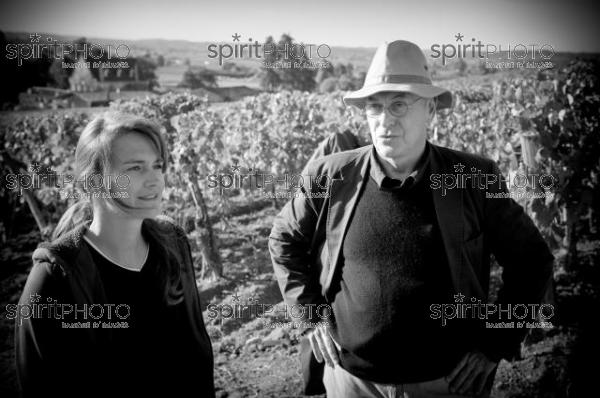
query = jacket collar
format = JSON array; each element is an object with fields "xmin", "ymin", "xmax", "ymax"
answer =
[
  {"xmin": 33, "ymin": 219, "xmax": 167, "ymax": 304},
  {"xmin": 369, "ymin": 142, "xmax": 431, "ymax": 190}
]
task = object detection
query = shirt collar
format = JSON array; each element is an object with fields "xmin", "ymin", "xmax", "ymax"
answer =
[{"xmin": 369, "ymin": 142, "xmax": 431, "ymax": 191}]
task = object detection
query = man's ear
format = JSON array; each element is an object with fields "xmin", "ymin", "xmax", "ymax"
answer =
[{"xmin": 427, "ymin": 98, "xmax": 437, "ymax": 121}]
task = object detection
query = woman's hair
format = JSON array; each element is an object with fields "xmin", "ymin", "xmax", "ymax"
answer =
[{"xmin": 52, "ymin": 111, "xmax": 167, "ymax": 240}]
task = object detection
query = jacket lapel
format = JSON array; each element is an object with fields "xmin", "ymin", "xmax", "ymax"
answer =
[
  {"xmin": 323, "ymin": 147, "xmax": 370, "ymax": 298},
  {"xmin": 429, "ymin": 144, "xmax": 465, "ymax": 296}
]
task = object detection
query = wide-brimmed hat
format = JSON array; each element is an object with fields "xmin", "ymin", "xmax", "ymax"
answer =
[{"xmin": 343, "ymin": 40, "xmax": 453, "ymax": 109}]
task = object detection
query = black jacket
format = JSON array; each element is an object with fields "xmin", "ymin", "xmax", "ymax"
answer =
[
  {"xmin": 15, "ymin": 216, "xmax": 215, "ymax": 398},
  {"xmin": 269, "ymin": 143, "xmax": 554, "ymax": 394}
]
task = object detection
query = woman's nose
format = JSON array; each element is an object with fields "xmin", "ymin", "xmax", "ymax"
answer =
[{"xmin": 144, "ymin": 169, "xmax": 161, "ymax": 187}]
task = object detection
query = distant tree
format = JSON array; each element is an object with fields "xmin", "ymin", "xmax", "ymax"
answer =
[
  {"xmin": 477, "ymin": 61, "xmax": 493, "ymax": 75},
  {"xmin": 68, "ymin": 63, "xmax": 98, "ymax": 91},
  {"xmin": 280, "ymin": 34, "xmax": 316, "ymax": 91},
  {"xmin": 319, "ymin": 76, "xmax": 338, "ymax": 93},
  {"xmin": 259, "ymin": 69, "xmax": 281, "ymax": 91},
  {"xmin": 259, "ymin": 34, "xmax": 316, "ymax": 92},
  {"xmin": 180, "ymin": 68, "xmax": 217, "ymax": 89},
  {"xmin": 47, "ymin": 36, "xmax": 87, "ymax": 89},
  {"xmin": 49, "ymin": 60, "xmax": 72, "ymax": 89},
  {"xmin": 354, "ymin": 71, "xmax": 367, "ymax": 88},
  {"xmin": 156, "ymin": 55, "xmax": 165, "ymax": 67},
  {"xmin": 334, "ymin": 63, "xmax": 347, "ymax": 77},
  {"xmin": 259, "ymin": 36, "xmax": 282, "ymax": 91},
  {"xmin": 135, "ymin": 57, "xmax": 157, "ymax": 81},
  {"xmin": 315, "ymin": 62, "xmax": 334, "ymax": 84},
  {"xmin": 345, "ymin": 63, "xmax": 354, "ymax": 77},
  {"xmin": 457, "ymin": 59, "xmax": 468, "ymax": 76},
  {"xmin": 337, "ymin": 74, "xmax": 355, "ymax": 90}
]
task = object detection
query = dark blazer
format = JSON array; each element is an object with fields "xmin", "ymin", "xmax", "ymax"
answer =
[
  {"xmin": 15, "ymin": 216, "xmax": 215, "ymax": 398},
  {"xmin": 269, "ymin": 143, "xmax": 554, "ymax": 394},
  {"xmin": 303, "ymin": 130, "xmax": 362, "ymax": 173}
]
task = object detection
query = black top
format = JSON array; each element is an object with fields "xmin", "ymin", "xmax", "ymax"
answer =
[
  {"xmin": 84, "ymin": 239, "xmax": 197, "ymax": 396},
  {"xmin": 331, "ymin": 148, "xmax": 470, "ymax": 384},
  {"xmin": 17, "ymin": 218, "xmax": 215, "ymax": 398}
]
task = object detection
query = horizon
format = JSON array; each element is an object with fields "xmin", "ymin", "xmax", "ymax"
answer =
[
  {"xmin": 1, "ymin": 0, "xmax": 599, "ymax": 52},
  {"xmin": 3, "ymin": 30, "xmax": 598, "ymax": 56}
]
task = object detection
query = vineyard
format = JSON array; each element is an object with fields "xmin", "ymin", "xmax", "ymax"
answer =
[{"xmin": 1, "ymin": 59, "xmax": 599, "ymax": 397}]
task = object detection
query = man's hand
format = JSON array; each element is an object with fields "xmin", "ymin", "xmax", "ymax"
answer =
[
  {"xmin": 307, "ymin": 323, "xmax": 340, "ymax": 368},
  {"xmin": 447, "ymin": 350, "xmax": 498, "ymax": 396}
]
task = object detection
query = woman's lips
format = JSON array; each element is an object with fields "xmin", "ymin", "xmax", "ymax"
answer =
[{"xmin": 138, "ymin": 194, "xmax": 159, "ymax": 200}]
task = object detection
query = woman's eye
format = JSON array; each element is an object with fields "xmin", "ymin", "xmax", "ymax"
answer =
[
  {"xmin": 154, "ymin": 163, "xmax": 163, "ymax": 170},
  {"xmin": 127, "ymin": 165, "xmax": 141, "ymax": 171}
]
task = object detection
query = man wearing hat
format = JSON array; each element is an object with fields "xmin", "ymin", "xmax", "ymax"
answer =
[{"xmin": 269, "ymin": 40, "xmax": 554, "ymax": 397}]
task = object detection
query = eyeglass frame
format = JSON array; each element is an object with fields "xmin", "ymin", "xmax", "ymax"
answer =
[{"xmin": 364, "ymin": 96, "xmax": 427, "ymax": 118}]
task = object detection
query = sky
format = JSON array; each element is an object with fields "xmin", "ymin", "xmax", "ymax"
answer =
[{"xmin": 0, "ymin": 0, "xmax": 598, "ymax": 51}]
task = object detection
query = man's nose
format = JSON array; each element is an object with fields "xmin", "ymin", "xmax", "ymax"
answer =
[{"xmin": 380, "ymin": 109, "xmax": 397, "ymax": 128}]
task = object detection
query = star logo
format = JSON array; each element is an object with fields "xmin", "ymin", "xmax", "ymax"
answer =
[
  {"xmin": 231, "ymin": 293, "xmax": 241, "ymax": 302},
  {"xmin": 232, "ymin": 33, "xmax": 241, "ymax": 42},
  {"xmin": 454, "ymin": 293, "xmax": 465, "ymax": 303},
  {"xmin": 453, "ymin": 163, "xmax": 465, "ymax": 173},
  {"xmin": 30, "ymin": 293, "xmax": 41, "ymax": 303},
  {"xmin": 230, "ymin": 163, "xmax": 241, "ymax": 173},
  {"xmin": 455, "ymin": 33, "xmax": 464, "ymax": 42},
  {"xmin": 30, "ymin": 33, "xmax": 41, "ymax": 43},
  {"xmin": 29, "ymin": 162, "xmax": 40, "ymax": 173}
]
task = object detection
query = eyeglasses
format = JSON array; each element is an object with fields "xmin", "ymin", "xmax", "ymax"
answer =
[{"xmin": 365, "ymin": 97, "xmax": 424, "ymax": 118}]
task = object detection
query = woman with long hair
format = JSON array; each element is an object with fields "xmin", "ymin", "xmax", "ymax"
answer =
[{"xmin": 15, "ymin": 111, "xmax": 215, "ymax": 397}]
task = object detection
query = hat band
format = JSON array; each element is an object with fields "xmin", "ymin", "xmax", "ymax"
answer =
[{"xmin": 367, "ymin": 74, "xmax": 432, "ymax": 85}]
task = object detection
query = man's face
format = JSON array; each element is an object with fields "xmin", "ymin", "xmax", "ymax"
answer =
[{"xmin": 366, "ymin": 91, "xmax": 433, "ymax": 160}]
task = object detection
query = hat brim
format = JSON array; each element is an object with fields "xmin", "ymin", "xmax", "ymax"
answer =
[{"xmin": 343, "ymin": 83, "xmax": 453, "ymax": 110}]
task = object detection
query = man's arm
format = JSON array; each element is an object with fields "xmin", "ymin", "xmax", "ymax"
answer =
[
  {"xmin": 480, "ymin": 160, "xmax": 555, "ymax": 361},
  {"xmin": 448, "ymin": 160, "xmax": 554, "ymax": 395},
  {"xmin": 268, "ymin": 181, "xmax": 328, "ymax": 324},
  {"xmin": 268, "ymin": 176, "xmax": 341, "ymax": 376}
]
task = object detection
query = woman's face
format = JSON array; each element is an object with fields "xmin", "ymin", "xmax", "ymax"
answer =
[{"xmin": 108, "ymin": 132, "xmax": 165, "ymax": 218}]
